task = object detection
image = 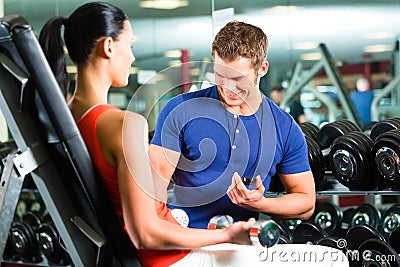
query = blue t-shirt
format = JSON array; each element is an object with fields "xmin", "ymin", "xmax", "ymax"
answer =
[
  {"xmin": 151, "ymin": 86, "xmax": 310, "ymax": 229},
  {"xmin": 350, "ymin": 90, "xmax": 374, "ymax": 125}
]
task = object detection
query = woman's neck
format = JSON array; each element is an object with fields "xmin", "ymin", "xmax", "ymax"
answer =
[{"xmin": 70, "ymin": 64, "xmax": 111, "ymax": 120}]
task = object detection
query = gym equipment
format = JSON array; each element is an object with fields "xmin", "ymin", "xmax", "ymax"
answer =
[
  {"xmin": 267, "ymin": 136, "xmax": 325, "ymax": 192},
  {"xmin": 264, "ymin": 219, "xmax": 292, "ymax": 244},
  {"xmin": 380, "ymin": 204, "xmax": 400, "ymax": 239},
  {"xmin": 267, "ymin": 175, "xmax": 284, "ymax": 192},
  {"xmin": 10, "ymin": 211, "xmax": 43, "ymax": 263},
  {"xmin": 345, "ymin": 224, "xmax": 385, "ymax": 251},
  {"xmin": 361, "ymin": 121, "xmax": 377, "ymax": 137},
  {"xmin": 316, "ymin": 236, "xmax": 347, "ymax": 254},
  {"xmin": 207, "ymin": 216, "xmax": 281, "ymax": 248},
  {"xmin": 305, "ymin": 135, "xmax": 326, "ymax": 189},
  {"xmin": 337, "ymin": 207, "xmax": 355, "ymax": 238},
  {"xmin": 350, "ymin": 203, "xmax": 381, "ymax": 228},
  {"xmin": 283, "ymin": 43, "xmax": 362, "ymax": 127},
  {"xmin": 329, "ymin": 131, "xmax": 377, "ymax": 190},
  {"xmin": 357, "ymin": 239, "xmax": 400, "ymax": 267},
  {"xmin": 316, "ymin": 120, "xmax": 361, "ymax": 172},
  {"xmin": 3, "ymin": 231, "xmax": 19, "ymax": 262},
  {"xmin": 388, "ymin": 226, "xmax": 400, "ymax": 254},
  {"xmin": 207, "ymin": 215, "xmax": 234, "ymax": 229},
  {"xmin": 0, "ymin": 15, "xmax": 140, "ymax": 266},
  {"xmin": 291, "ymin": 221, "xmax": 327, "ymax": 244},
  {"xmin": 299, "ymin": 122, "xmax": 320, "ymax": 140},
  {"xmin": 281, "ymin": 219, "xmax": 302, "ymax": 233},
  {"xmin": 312, "ymin": 202, "xmax": 342, "ymax": 237},
  {"xmin": 369, "ymin": 117, "xmax": 400, "ymax": 141},
  {"xmin": 372, "ymin": 128, "xmax": 400, "ymax": 190},
  {"xmin": 38, "ymin": 214, "xmax": 71, "ymax": 265},
  {"xmin": 250, "ymin": 220, "xmax": 280, "ymax": 248}
]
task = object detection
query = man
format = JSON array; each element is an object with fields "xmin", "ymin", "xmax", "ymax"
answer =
[
  {"xmin": 149, "ymin": 21, "xmax": 315, "ymax": 229},
  {"xmin": 350, "ymin": 76, "xmax": 374, "ymax": 125},
  {"xmin": 269, "ymin": 84, "xmax": 308, "ymax": 124}
]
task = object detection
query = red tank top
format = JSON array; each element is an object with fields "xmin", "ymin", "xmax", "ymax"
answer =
[{"xmin": 76, "ymin": 104, "xmax": 190, "ymax": 267}]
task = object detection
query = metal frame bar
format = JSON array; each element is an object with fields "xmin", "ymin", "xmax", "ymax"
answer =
[
  {"xmin": 282, "ymin": 43, "xmax": 362, "ymax": 127},
  {"xmin": 0, "ymin": 153, "xmax": 24, "ymax": 262},
  {"xmin": 0, "ymin": 57, "xmax": 98, "ymax": 266},
  {"xmin": 370, "ymin": 39, "xmax": 400, "ymax": 121}
]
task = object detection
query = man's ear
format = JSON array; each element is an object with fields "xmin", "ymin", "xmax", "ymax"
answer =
[
  {"xmin": 258, "ymin": 60, "xmax": 269, "ymax": 77},
  {"xmin": 98, "ymin": 37, "xmax": 114, "ymax": 59}
]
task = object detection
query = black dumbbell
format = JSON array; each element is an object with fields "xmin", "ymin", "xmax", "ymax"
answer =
[
  {"xmin": 357, "ymin": 239, "xmax": 400, "ymax": 267},
  {"xmin": 207, "ymin": 215, "xmax": 280, "ymax": 248},
  {"xmin": 345, "ymin": 223, "xmax": 385, "ymax": 251},
  {"xmin": 10, "ymin": 211, "xmax": 43, "ymax": 263},
  {"xmin": 311, "ymin": 201, "xmax": 343, "ymax": 237},
  {"xmin": 350, "ymin": 203, "xmax": 381, "ymax": 228},
  {"xmin": 316, "ymin": 236, "xmax": 348, "ymax": 256},
  {"xmin": 380, "ymin": 204, "xmax": 400, "ymax": 240},
  {"xmin": 316, "ymin": 120, "xmax": 361, "ymax": 171},
  {"xmin": 280, "ymin": 218, "xmax": 302, "ymax": 233},
  {"xmin": 361, "ymin": 121, "xmax": 377, "ymax": 137},
  {"xmin": 3, "ymin": 228, "xmax": 20, "ymax": 261},
  {"xmin": 388, "ymin": 226, "xmax": 400, "ymax": 254},
  {"xmin": 269, "ymin": 219, "xmax": 292, "ymax": 244},
  {"xmin": 291, "ymin": 221, "xmax": 328, "ymax": 244},
  {"xmin": 15, "ymin": 197, "xmax": 33, "ymax": 220},
  {"xmin": 250, "ymin": 219, "xmax": 280, "ymax": 248},
  {"xmin": 267, "ymin": 174, "xmax": 285, "ymax": 192},
  {"xmin": 29, "ymin": 198, "xmax": 46, "ymax": 215},
  {"xmin": 337, "ymin": 207, "xmax": 355, "ymax": 239},
  {"xmin": 329, "ymin": 131, "xmax": 377, "ymax": 190},
  {"xmin": 372, "ymin": 129, "xmax": 400, "ymax": 190},
  {"xmin": 300, "ymin": 122, "xmax": 320, "ymax": 140},
  {"xmin": 268, "ymin": 136, "xmax": 326, "ymax": 192},
  {"xmin": 369, "ymin": 117, "xmax": 400, "ymax": 141},
  {"xmin": 37, "ymin": 214, "xmax": 70, "ymax": 265},
  {"xmin": 305, "ymin": 136, "xmax": 326, "ymax": 190}
]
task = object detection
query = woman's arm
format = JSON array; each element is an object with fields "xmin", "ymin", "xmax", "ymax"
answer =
[{"xmin": 97, "ymin": 110, "xmax": 254, "ymax": 250}]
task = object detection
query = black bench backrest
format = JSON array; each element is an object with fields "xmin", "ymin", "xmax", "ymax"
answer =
[{"xmin": 0, "ymin": 14, "xmax": 140, "ymax": 267}]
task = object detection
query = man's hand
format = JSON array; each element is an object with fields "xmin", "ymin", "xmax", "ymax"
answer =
[{"xmin": 227, "ymin": 172, "xmax": 265, "ymax": 211}]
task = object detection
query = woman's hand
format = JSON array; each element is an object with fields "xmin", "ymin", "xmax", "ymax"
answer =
[{"xmin": 224, "ymin": 218, "xmax": 256, "ymax": 245}]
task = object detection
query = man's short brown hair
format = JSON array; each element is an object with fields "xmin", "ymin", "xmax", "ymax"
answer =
[{"xmin": 212, "ymin": 21, "xmax": 268, "ymax": 70}]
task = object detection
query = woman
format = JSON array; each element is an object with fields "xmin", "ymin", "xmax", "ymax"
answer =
[{"xmin": 37, "ymin": 2, "xmax": 261, "ymax": 267}]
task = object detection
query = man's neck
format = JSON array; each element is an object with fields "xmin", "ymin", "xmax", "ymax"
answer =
[{"xmin": 225, "ymin": 92, "xmax": 263, "ymax": 116}]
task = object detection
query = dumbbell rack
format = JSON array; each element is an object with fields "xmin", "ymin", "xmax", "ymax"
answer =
[
  {"xmin": 0, "ymin": 156, "xmax": 73, "ymax": 267},
  {"xmin": 267, "ymin": 174, "xmax": 400, "ymax": 197}
]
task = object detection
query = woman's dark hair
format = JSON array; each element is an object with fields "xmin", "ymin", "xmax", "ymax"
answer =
[{"xmin": 38, "ymin": 2, "xmax": 128, "ymax": 97}]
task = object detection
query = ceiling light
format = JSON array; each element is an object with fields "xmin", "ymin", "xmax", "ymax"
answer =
[
  {"xmin": 190, "ymin": 68, "xmax": 201, "ymax": 76},
  {"xmin": 263, "ymin": 5, "xmax": 302, "ymax": 13},
  {"xmin": 168, "ymin": 60, "xmax": 182, "ymax": 67},
  {"xmin": 292, "ymin": 42, "xmax": 318, "ymax": 50},
  {"xmin": 139, "ymin": 0, "xmax": 189, "ymax": 10},
  {"xmin": 130, "ymin": 67, "xmax": 140, "ymax": 74},
  {"xmin": 300, "ymin": 52, "xmax": 321, "ymax": 61},
  {"xmin": 66, "ymin": 65, "xmax": 77, "ymax": 74},
  {"xmin": 164, "ymin": 50, "xmax": 182, "ymax": 58},
  {"xmin": 363, "ymin": 44, "xmax": 393, "ymax": 53},
  {"xmin": 364, "ymin": 32, "xmax": 396, "ymax": 40}
]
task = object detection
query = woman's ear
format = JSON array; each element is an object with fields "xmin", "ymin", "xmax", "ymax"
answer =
[{"xmin": 98, "ymin": 37, "xmax": 114, "ymax": 59}]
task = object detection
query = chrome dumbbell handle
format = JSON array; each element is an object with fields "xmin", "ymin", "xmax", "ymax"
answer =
[{"xmin": 250, "ymin": 220, "xmax": 280, "ymax": 248}]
